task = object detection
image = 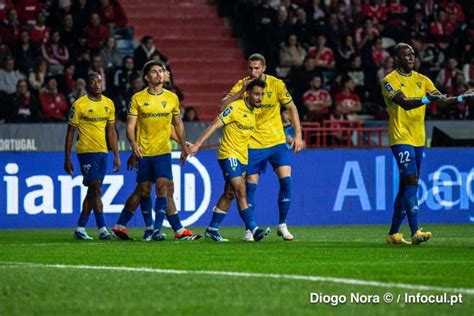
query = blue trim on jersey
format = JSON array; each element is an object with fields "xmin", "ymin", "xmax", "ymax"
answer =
[
  {"xmin": 77, "ymin": 153, "xmax": 107, "ymax": 184},
  {"xmin": 218, "ymin": 158, "xmax": 247, "ymax": 182},
  {"xmin": 391, "ymin": 145, "xmax": 424, "ymax": 177},
  {"xmin": 136, "ymin": 153, "xmax": 172, "ymax": 183},
  {"xmin": 247, "ymin": 143, "xmax": 291, "ymax": 175}
]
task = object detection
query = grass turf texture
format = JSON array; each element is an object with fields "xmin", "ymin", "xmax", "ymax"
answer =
[{"xmin": 0, "ymin": 225, "xmax": 472, "ymax": 315}]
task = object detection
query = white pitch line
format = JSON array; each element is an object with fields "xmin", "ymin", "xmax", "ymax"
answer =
[{"xmin": 1, "ymin": 262, "xmax": 473, "ymax": 295}]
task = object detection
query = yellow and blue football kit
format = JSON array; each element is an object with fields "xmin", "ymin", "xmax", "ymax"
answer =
[
  {"xmin": 69, "ymin": 94, "xmax": 115, "ymax": 182},
  {"xmin": 128, "ymin": 88, "xmax": 180, "ymax": 182},
  {"xmin": 217, "ymin": 99, "xmax": 260, "ymax": 181},
  {"xmin": 228, "ymin": 74, "xmax": 293, "ymax": 175},
  {"xmin": 382, "ymin": 69, "xmax": 439, "ymax": 238}
]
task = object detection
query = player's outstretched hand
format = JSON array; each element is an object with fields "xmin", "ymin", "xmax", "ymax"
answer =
[
  {"xmin": 64, "ymin": 159, "xmax": 73, "ymax": 174},
  {"xmin": 292, "ymin": 134, "xmax": 304, "ymax": 153},
  {"xmin": 188, "ymin": 144, "xmax": 199, "ymax": 156},
  {"xmin": 113, "ymin": 156, "xmax": 121, "ymax": 172},
  {"xmin": 127, "ymin": 154, "xmax": 138, "ymax": 170},
  {"xmin": 427, "ymin": 93, "xmax": 444, "ymax": 102}
]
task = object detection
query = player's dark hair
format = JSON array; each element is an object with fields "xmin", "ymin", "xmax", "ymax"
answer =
[
  {"xmin": 142, "ymin": 60, "xmax": 165, "ymax": 76},
  {"xmin": 87, "ymin": 72, "xmax": 101, "ymax": 84},
  {"xmin": 393, "ymin": 43, "xmax": 412, "ymax": 58},
  {"xmin": 248, "ymin": 53, "xmax": 266, "ymax": 66},
  {"xmin": 246, "ymin": 79, "xmax": 266, "ymax": 91}
]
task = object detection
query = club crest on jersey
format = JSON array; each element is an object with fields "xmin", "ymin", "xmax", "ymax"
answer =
[
  {"xmin": 104, "ymin": 107, "xmax": 108, "ymax": 113},
  {"xmin": 266, "ymin": 92, "xmax": 272, "ymax": 98},
  {"xmin": 162, "ymin": 101, "xmax": 167, "ymax": 108},
  {"xmin": 416, "ymin": 82, "xmax": 422, "ymax": 89},
  {"xmin": 222, "ymin": 106, "xmax": 233, "ymax": 118},
  {"xmin": 243, "ymin": 114, "xmax": 247, "ymax": 118},
  {"xmin": 88, "ymin": 109, "xmax": 93, "ymax": 113},
  {"xmin": 143, "ymin": 102, "xmax": 149, "ymax": 106},
  {"xmin": 384, "ymin": 82, "xmax": 394, "ymax": 92}
]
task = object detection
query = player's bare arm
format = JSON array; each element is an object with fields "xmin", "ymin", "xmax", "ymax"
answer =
[
  {"xmin": 188, "ymin": 117, "xmax": 224, "ymax": 156},
  {"xmin": 126, "ymin": 115, "xmax": 143, "ymax": 158},
  {"xmin": 106, "ymin": 121, "xmax": 121, "ymax": 172},
  {"xmin": 64, "ymin": 124, "xmax": 77, "ymax": 174},
  {"xmin": 220, "ymin": 78, "xmax": 254, "ymax": 110},
  {"xmin": 284, "ymin": 101, "xmax": 304, "ymax": 153}
]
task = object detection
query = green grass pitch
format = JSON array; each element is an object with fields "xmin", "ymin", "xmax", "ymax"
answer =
[{"xmin": 0, "ymin": 225, "xmax": 472, "ymax": 315}]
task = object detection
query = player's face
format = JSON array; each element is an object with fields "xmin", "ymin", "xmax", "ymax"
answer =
[
  {"xmin": 397, "ymin": 46, "xmax": 415, "ymax": 71},
  {"xmin": 145, "ymin": 65, "xmax": 164, "ymax": 85},
  {"xmin": 88, "ymin": 75, "xmax": 103, "ymax": 95},
  {"xmin": 248, "ymin": 86, "xmax": 264, "ymax": 108},
  {"xmin": 248, "ymin": 60, "xmax": 266, "ymax": 79}
]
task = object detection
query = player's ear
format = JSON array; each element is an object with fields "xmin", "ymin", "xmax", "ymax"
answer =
[{"xmin": 262, "ymin": 64, "xmax": 267, "ymax": 72}]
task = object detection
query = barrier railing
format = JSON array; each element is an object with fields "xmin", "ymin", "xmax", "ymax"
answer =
[{"xmin": 302, "ymin": 121, "xmax": 388, "ymax": 148}]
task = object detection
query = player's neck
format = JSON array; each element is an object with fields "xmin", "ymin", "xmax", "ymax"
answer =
[
  {"xmin": 244, "ymin": 97, "xmax": 254, "ymax": 110},
  {"xmin": 396, "ymin": 67, "xmax": 412, "ymax": 76},
  {"xmin": 147, "ymin": 85, "xmax": 163, "ymax": 95},
  {"xmin": 87, "ymin": 94, "xmax": 102, "ymax": 101}
]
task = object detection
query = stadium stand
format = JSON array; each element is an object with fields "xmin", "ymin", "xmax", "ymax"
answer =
[{"xmin": 0, "ymin": 0, "xmax": 472, "ymax": 130}]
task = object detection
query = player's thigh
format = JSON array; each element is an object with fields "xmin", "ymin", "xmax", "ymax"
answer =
[
  {"xmin": 218, "ymin": 157, "xmax": 247, "ymax": 183},
  {"xmin": 247, "ymin": 147, "xmax": 270, "ymax": 176},
  {"xmin": 152, "ymin": 153, "xmax": 172, "ymax": 182},
  {"xmin": 136, "ymin": 157, "xmax": 154, "ymax": 183},
  {"xmin": 268, "ymin": 144, "xmax": 291, "ymax": 174},
  {"xmin": 414, "ymin": 146, "xmax": 424, "ymax": 173},
  {"xmin": 78, "ymin": 153, "xmax": 107, "ymax": 185},
  {"xmin": 391, "ymin": 144, "xmax": 419, "ymax": 177}
]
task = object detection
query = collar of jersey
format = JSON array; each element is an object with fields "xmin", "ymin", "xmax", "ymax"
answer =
[
  {"xmin": 395, "ymin": 68, "xmax": 413, "ymax": 77},
  {"xmin": 87, "ymin": 95, "xmax": 102, "ymax": 102},
  {"xmin": 147, "ymin": 88, "xmax": 163, "ymax": 96}
]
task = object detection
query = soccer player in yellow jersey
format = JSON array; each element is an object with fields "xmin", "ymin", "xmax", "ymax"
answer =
[
  {"xmin": 382, "ymin": 43, "xmax": 473, "ymax": 245},
  {"xmin": 64, "ymin": 73, "xmax": 121, "ymax": 240},
  {"xmin": 220, "ymin": 53, "xmax": 304, "ymax": 241},
  {"xmin": 188, "ymin": 79, "xmax": 271, "ymax": 242},
  {"xmin": 112, "ymin": 60, "xmax": 201, "ymax": 241}
]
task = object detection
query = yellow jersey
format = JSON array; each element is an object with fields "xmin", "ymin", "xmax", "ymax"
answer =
[
  {"xmin": 128, "ymin": 88, "xmax": 180, "ymax": 156},
  {"xmin": 217, "ymin": 99, "xmax": 261, "ymax": 164},
  {"xmin": 382, "ymin": 70, "xmax": 438, "ymax": 146},
  {"xmin": 228, "ymin": 75, "xmax": 292, "ymax": 149},
  {"xmin": 68, "ymin": 94, "xmax": 115, "ymax": 154}
]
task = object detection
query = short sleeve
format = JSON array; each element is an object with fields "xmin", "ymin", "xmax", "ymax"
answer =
[
  {"xmin": 424, "ymin": 76, "xmax": 438, "ymax": 94},
  {"xmin": 218, "ymin": 105, "xmax": 235, "ymax": 125},
  {"xmin": 277, "ymin": 80, "xmax": 293, "ymax": 106},
  {"xmin": 171, "ymin": 93, "xmax": 180, "ymax": 116},
  {"xmin": 108, "ymin": 100, "xmax": 115, "ymax": 122},
  {"xmin": 128, "ymin": 94, "xmax": 139, "ymax": 116},
  {"xmin": 68, "ymin": 103, "xmax": 80, "ymax": 126},
  {"xmin": 382, "ymin": 76, "xmax": 401, "ymax": 99}
]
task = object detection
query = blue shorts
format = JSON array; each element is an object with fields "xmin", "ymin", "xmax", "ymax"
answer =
[
  {"xmin": 391, "ymin": 145, "xmax": 424, "ymax": 177},
  {"xmin": 136, "ymin": 153, "xmax": 172, "ymax": 183},
  {"xmin": 77, "ymin": 153, "xmax": 107, "ymax": 184},
  {"xmin": 247, "ymin": 143, "xmax": 291, "ymax": 175},
  {"xmin": 218, "ymin": 158, "xmax": 247, "ymax": 182}
]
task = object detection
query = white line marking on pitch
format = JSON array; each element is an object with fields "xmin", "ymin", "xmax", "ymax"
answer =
[{"xmin": 1, "ymin": 262, "xmax": 473, "ymax": 295}]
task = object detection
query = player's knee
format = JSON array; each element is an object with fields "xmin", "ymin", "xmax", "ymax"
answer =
[
  {"xmin": 167, "ymin": 182, "xmax": 175, "ymax": 196},
  {"xmin": 234, "ymin": 186, "xmax": 247, "ymax": 200},
  {"xmin": 87, "ymin": 182, "xmax": 101, "ymax": 196},
  {"xmin": 403, "ymin": 174, "xmax": 419, "ymax": 186},
  {"xmin": 138, "ymin": 186, "xmax": 151, "ymax": 199}
]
